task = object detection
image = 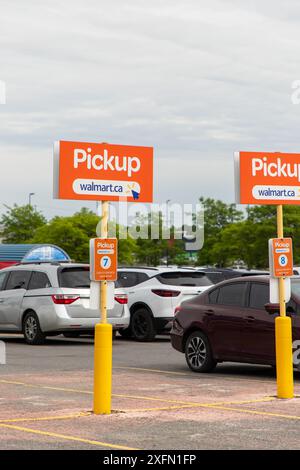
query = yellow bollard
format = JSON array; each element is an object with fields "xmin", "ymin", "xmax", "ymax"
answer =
[
  {"xmin": 275, "ymin": 316, "xmax": 294, "ymax": 399},
  {"xmin": 93, "ymin": 323, "xmax": 112, "ymax": 414}
]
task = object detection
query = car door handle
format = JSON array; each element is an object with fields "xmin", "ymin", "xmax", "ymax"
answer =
[
  {"xmin": 246, "ymin": 316, "xmax": 255, "ymax": 323},
  {"xmin": 204, "ymin": 309, "xmax": 214, "ymax": 316}
]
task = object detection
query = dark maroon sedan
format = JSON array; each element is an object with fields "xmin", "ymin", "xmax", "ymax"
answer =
[{"xmin": 170, "ymin": 275, "xmax": 300, "ymax": 373}]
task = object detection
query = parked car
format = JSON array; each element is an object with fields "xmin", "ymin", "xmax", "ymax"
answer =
[
  {"xmin": 196, "ymin": 268, "xmax": 269, "ymax": 284},
  {"xmin": 171, "ymin": 275, "xmax": 300, "ymax": 372},
  {"xmin": 117, "ymin": 267, "xmax": 213, "ymax": 341},
  {"xmin": 0, "ymin": 262, "xmax": 130, "ymax": 345}
]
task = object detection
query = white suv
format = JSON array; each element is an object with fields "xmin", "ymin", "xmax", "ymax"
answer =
[
  {"xmin": 0, "ymin": 262, "xmax": 130, "ymax": 345},
  {"xmin": 117, "ymin": 267, "xmax": 213, "ymax": 341}
]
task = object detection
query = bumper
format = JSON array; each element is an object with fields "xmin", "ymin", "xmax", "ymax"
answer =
[
  {"xmin": 170, "ymin": 319, "xmax": 184, "ymax": 352},
  {"xmin": 153, "ymin": 317, "xmax": 173, "ymax": 332},
  {"xmin": 43, "ymin": 310, "xmax": 130, "ymax": 333}
]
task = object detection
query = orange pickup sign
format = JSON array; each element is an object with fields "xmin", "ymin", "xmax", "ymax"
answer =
[{"xmin": 54, "ymin": 141, "xmax": 153, "ymax": 203}]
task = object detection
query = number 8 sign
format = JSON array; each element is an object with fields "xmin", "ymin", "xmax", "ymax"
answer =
[
  {"xmin": 269, "ymin": 238, "xmax": 293, "ymax": 278},
  {"xmin": 90, "ymin": 238, "xmax": 117, "ymax": 281}
]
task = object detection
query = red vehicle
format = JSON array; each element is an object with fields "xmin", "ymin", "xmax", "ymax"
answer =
[{"xmin": 170, "ymin": 276, "xmax": 300, "ymax": 373}]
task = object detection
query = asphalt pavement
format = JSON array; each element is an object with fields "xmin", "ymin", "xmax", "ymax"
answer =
[{"xmin": 0, "ymin": 333, "xmax": 300, "ymax": 450}]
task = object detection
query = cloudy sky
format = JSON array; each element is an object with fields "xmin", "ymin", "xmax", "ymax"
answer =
[{"xmin": 1, "ymin": 0, "xmax": 300, "ymax": 219}]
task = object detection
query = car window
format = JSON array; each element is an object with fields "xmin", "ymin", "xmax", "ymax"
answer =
[
  {"xmin": 58, "ymin": 267, "xmax": 90, "ymax": 288},
  {"xmin": 0, "ymin": 271, "xmax": 9, "ymax": 290},
  {"xmin": 208, "ymin": 288, "xmax": 219, "ymax": 304},
  {"xmin": 217, "ymin": 283, "xmax": 247, "ymax": 307},
  {"xmin": 28, "ymin": 272, "xmax": 52, "ymax": 290},
  {"xmin": 249, "ymin": 283, "xmax": 269, "ymax": 309},
  {"xmin": 156, "ymin": 272, "xmax": 212, "ymax": 287},
  {"xmin": 117, "ymin": 272, "xmax": 139, "ymax": 288},
  {"xmin": 137, "ymin": 272, "xmax": 149, "ymax": 284},
  {"xmin": 5, "ymin": 271, "xmax": 32, "ymax": 290}
]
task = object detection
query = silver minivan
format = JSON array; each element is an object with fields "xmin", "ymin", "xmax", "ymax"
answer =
[{"xmin": 0, "ymin": 263, "xmax": 130, "ymax": 344}]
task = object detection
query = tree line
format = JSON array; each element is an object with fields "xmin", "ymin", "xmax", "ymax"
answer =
[{"xmin": 1, "ymin": 197, "xmax": 300, "ymax": 268}]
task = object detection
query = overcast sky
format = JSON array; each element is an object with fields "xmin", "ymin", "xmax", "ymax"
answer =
[{"xmin": 1, "ymin": 0, "xmax": 300, "ymax": 219}]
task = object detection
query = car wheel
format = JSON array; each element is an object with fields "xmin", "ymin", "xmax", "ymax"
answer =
[
  {"xmin": 131, "ymin": 308, "xmax": 156, "ymax": 342},
  {"xmin": 22, "ymin": 312, "xmax": 46, "ymax": 345},
  {"xmin": 185, "ymin": 331, "xmax": 216, "ymax": 373},
  {"xmin": 119, "ymin": 327, "xmax": 132, "ymax": 339}
]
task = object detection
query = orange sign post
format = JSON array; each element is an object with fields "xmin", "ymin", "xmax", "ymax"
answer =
[
  {"xmin": 235, "ymin": 151, "xmax": 296, "ymax": 399},
  {"xmin": 53, "ymin": 140, "xmax": 154, "ymax": 415}
]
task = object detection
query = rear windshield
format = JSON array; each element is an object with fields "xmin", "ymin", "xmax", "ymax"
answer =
[
  {"xmin": 58, "ymin": 266, "xmax": 121, "ymax": 288},
  {"xmin": 156, "ymin": 272, "xmax": 213, "ymax": 287},
  {"xmin": 202, "ymin": 271, "xmax": 242, "ymax": 284},
  {"xmin": 58, "ymin": 267, "xmax": 90, "ymax": 288}
]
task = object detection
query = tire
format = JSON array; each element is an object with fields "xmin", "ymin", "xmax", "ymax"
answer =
[
  {"xmin": 185, "ymin": 331, "xmax": 217, "ymax": 373},
  {"xmin": 22, "ymin": 312, "xmax": 46, "ymax": 345},
  {"xmin": 119, "ymin": 327, "xmax": 132, "ymax": 339},
  {"xmin": 131, "ymin": 308, "xmax": 156, "ymax": 342}
]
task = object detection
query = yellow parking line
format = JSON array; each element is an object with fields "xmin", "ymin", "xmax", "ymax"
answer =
[
  {"xmin": 0, "ymin": 423, "xmax": 139, "ymax": 450},
  {"xmin": 115, "ymin": 365, "xmax": 276, "ymax": 384},
  {"xmin": 0, "ymin": 378, "xmax": 275, "ymax": 408},
  {"xmin": 124, "ymin": 404, "xmax": 201, "ymax": 412},
  {"xmin": 0, "ymin": 412, "xmax": 91, "ymax": 423},
  {"xmin": 206, "ymin": 404, "xmax": 300, "ymax": 421},
  {"xmin": 115, "ymin": 366, "xmax": 189, "ymax": 376},
  {"xmin": 124, "ymin": 397, "xmax": 275, "ymax": 413}
]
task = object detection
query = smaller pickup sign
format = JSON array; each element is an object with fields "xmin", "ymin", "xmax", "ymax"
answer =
[
  {"xmin": 269, "ymin": 237, "xmax": 293, "ymax": 278},
  {"xmin": 90, "ymin": 238, "xmax": 117, "ymax": 282}
]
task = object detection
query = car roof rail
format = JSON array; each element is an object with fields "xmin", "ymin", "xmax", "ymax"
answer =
[{"xmin": 118, "ymin": 266, "xmax": 159, "ymax": 271}]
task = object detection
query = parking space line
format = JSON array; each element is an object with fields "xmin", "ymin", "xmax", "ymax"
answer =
[
  {"xmin": 125, "ymin": 397, "xmax": 275, "ymax": 413},
  {"xmin": 0, "ymin": 423, "xmax": 139, "ymax": 450},
  {"xmin": 115, "ymin": 365, "xmax": 279, "ymax": 384},
  {"xmin": 0, "ymin": 378, "xmax": 275, "ymax": 408},
  {"xmin": 0, "ymin": 411, "xmax": 91, "ymax": 423},
  {"xmin": 205, "ymin": 404, "xmax": 300, "ymax": 421},
  {"xmin": 115, "ymin": 366, "xmax": 189, "ymax": 376}
]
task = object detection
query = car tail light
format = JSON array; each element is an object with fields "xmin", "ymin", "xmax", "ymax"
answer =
[
  {"xmin": 174, "ymin": 306, "xmax": 182, "ymax": 315},
  {"xmin": 114, "ymin": 294, "xmax": 128, "ymax": 304},
  {"xmin": 52, "ymin": 295, "xmax": 80, "ymax": 305},
  {"xmin": 151, "ymin": 289, "xmax": 180, "ymax": 297}
]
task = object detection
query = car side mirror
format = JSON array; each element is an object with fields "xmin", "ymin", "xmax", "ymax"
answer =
[{"xmin": 264, "ymin": 303, "xmax": 280, "ymax": 315}]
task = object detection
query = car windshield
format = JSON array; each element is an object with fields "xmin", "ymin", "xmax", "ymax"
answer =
[
  {"xmin": 59, "ymin": 267, "xmax": 90, "ymax": 288},
  {"xmin": 156, "ymin": 272, "xmax": 213, "ymax": 287}
]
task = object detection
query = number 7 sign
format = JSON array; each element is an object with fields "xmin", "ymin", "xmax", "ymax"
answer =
[{"xmin": 90, "ymin": 238, "xmax": 117, "ymax": 281}]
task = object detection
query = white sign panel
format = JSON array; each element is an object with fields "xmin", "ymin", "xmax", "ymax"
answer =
[
  {"xmin": 269, "ymin": 276, "xmax": 291, "ymax": 304},
  {"xmin": 89, "ymin": 281, "xmax": 115, "ymax": 310}
]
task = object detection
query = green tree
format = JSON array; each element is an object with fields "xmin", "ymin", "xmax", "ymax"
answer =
[
  {"xmin": 31, "ymin": 217, "xmax": 89, "ymax": 262},
  {"xmin": 197, "ymin": 197, "xmax": 243, "ymax": 265},
  {"xmin": 0, "ymin": 204, "xmax": 46, "ymax": 243}
]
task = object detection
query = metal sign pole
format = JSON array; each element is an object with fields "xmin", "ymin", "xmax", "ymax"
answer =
[
  {"xmin": 275, "ymin": 204, "xmax": 294, "ymax": 399},
  {"xmin": 93, "ymin": 200, "xmax": 113, "ymax": 414}
]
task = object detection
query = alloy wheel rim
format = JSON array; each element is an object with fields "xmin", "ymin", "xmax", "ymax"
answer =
[
  {"xmin": 187, "ymin": 336, "xmax": 206, "ymax": 368},
  {"xmin": 25, "ymin": 316, "xmax": 37, "ymax": 340},
  {"xmin": 133, "ymin": 314, "xmax": 148, "ymax": 337}
]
